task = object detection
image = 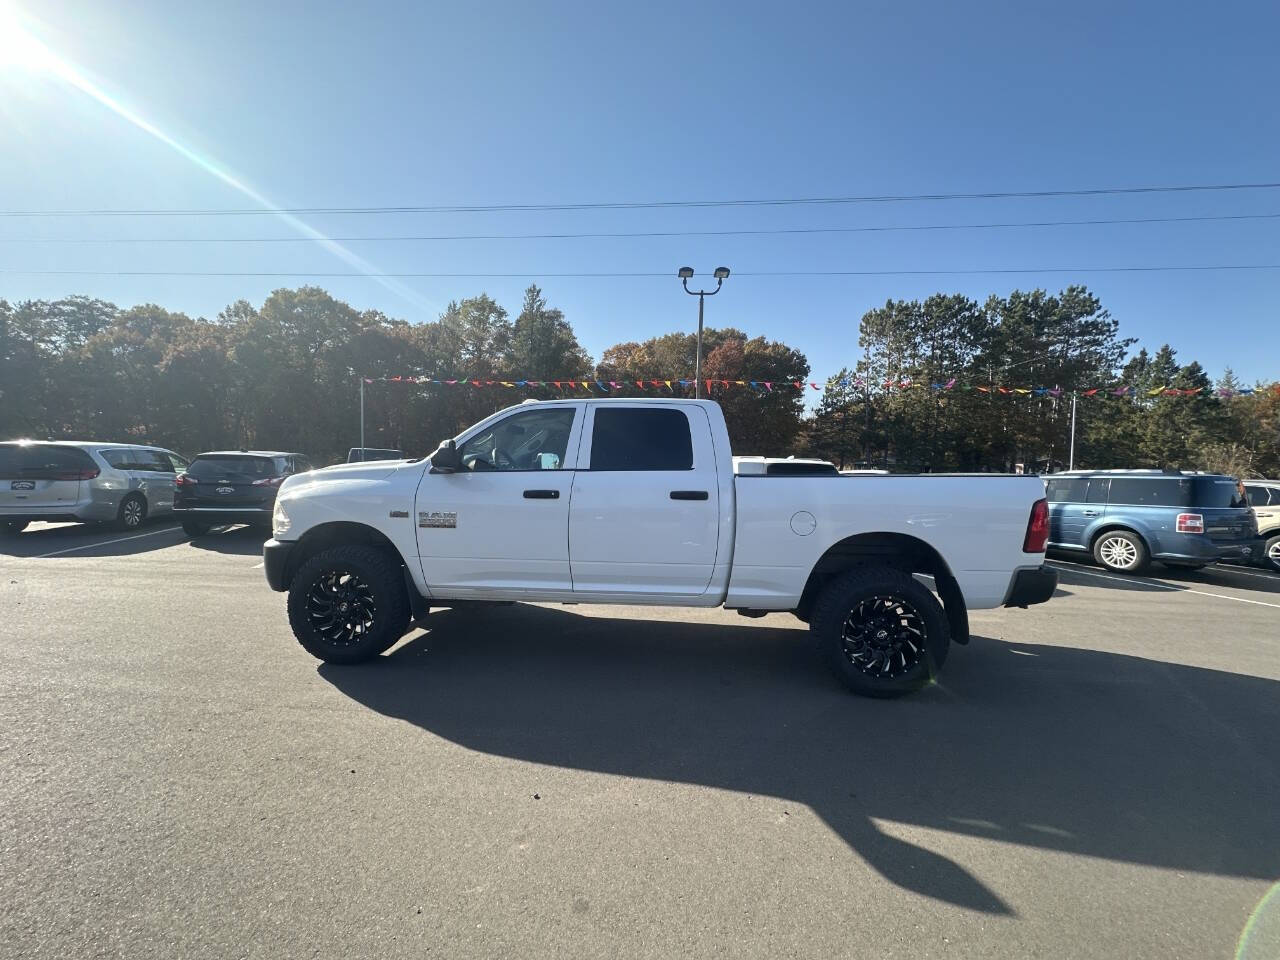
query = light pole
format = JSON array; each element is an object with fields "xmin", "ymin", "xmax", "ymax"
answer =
[
  {"xmin": 1068, "ymin": 392, "xmax": 1077, "ymax": 470},
  {"xmin": 678, "ymin": 266, "xmax": 730, "ymax": 399}
]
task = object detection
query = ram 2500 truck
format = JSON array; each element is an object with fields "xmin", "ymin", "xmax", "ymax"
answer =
[{"xmin": 263, "ymin": 398, "xmax": 1056, "ymax": 697}]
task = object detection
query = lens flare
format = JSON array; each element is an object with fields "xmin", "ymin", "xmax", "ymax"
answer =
[{"xmin": 0, "ymin": 3, "xmax": 434, "ymax": 311}]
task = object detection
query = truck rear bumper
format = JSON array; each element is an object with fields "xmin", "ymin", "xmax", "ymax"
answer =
[{"xmin": 1003, "ymin": 566, "xmax": 1058, "ymax": 608}]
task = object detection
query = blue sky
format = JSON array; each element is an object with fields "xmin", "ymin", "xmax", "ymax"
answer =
[{"xmin": 1, "ymin": 0, "xmax": 1277, "ymax": 387}]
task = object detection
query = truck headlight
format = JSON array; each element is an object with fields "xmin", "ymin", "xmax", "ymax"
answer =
[{"xmin": 272, "ymin": 499, "xmax": 292, "ymax": 537}]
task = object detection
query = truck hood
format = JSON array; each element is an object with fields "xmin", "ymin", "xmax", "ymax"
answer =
[{"xmin": 282, "ymin": 459, "xmax": 418, "ymax": 492}]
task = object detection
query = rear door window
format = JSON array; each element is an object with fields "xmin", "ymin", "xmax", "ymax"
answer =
[
  {"xmin": 1086, "ymin": 479, "xmax": 1110, "ymax": 503},
  {"xmin": 100, "ymin": 449, "xmax": 135, "ymax": 470},
  {"xmin": 1106, "ymin": 478, "xmax": 1191, "ymax": 507},
  {"xmin": 590, "ymin": 408, "xmax": 694, "ymax": 471},
  {"xmin": 136, "ymin": 450, "xmax": 175, "ymax": 473},
  {"xmin": 187, "ymin": 456, "xmax": 278, "ymax": 481}
]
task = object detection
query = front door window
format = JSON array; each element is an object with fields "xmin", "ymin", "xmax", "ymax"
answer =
[{"xmin": 458, "ymin": 407, "xmax": 576, "ymax": 472}]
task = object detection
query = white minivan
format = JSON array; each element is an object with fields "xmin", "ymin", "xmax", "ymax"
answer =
[{"xmin": 0, "ymin": 440, "xmax": 190, "ymax": 534}]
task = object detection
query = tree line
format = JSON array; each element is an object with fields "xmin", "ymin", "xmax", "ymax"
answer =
[
  {"xmin": 1, "ymin": 283, "xmax": 1276, "ymax": 475},
  {"xmin": 805, "ymin": 287, "xmax": 1279, "ymax": 477}
]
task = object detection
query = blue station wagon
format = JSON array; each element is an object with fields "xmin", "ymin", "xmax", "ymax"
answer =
[{"xmin": 1044, "ymin": 470, "xmax": 1261, "ymax": 574}]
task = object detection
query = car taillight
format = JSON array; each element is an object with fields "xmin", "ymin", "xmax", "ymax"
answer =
[
  {"xmin": 53, "ymin": 468, "xmax": 100, "ymax": 481},
  {"xmin": 252, "ymin": 476, "xmax": 285, "ymax": 487},
  {"xmin": 175, "ymin": 473, "xmax": 197, "ymax": 486},
  {"xmin": 1023, "ymin": 498, "xmax": 1049, "ymax": 553},
  {"xmin": 1176, "ymin": 513, "xmax": 1204, "ymax": 534}
]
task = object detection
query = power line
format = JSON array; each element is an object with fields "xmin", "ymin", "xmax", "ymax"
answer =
[
  {"xmin": 4, "ymin": 264, "xmax": 1279, "ymax": 278},
  {"xmin": 5, "ymin": 211, "xmax": 1279, "ymax": 243},
  {"xmin": 3, "ymin": 180, "xmax": 1280, "ymax": 218}
]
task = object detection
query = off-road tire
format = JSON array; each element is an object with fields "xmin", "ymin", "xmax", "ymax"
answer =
[
  {"xmin": 287, "ymin": 545, "xmax": 410, "ymax": 664},
  {"xmin": 810, "ymin": 567, "xmax": 951, "ymax": 698}
]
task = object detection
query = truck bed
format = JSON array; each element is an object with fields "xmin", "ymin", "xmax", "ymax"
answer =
[{"xmin": 726, "ymin": 473, "xmax": 1047, "ymax": 611}]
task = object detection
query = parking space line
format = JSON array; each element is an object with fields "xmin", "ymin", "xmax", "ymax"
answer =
[
  {"xmin": 31, "ymin": 525, "xmax": 185, "ymax": 558},
  {"xmin": 1047, "ymin": 561, "xmax": 1280, "ymax": 609},
  {"xmin": 1212, "ymin": 566, "xmax": 1280, "ymax": 582}
]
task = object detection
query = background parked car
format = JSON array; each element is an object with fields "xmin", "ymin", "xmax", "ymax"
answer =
[
  {"xmin": 1242, "ymin": 480, "xmax": 1280, "ymax": 570},
  {"xmin": 347, "ymin": 447, "xmax": 404, "ymax": 463},
  {"xmin": 1, "ymin": 440, "xmax": 189, "ymax": 534},
  {"xmin": 1044, "ymin": 469, "xmax": 1260, "ymax": 574},
  {"xmin": 174, "ymin": 451, "xmax": 312, "ymax": 536}
]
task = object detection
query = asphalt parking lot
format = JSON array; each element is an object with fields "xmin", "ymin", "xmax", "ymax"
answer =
[{"xmin": 2, "ymin": 522, "xmax": 1278, "ymax": 960}]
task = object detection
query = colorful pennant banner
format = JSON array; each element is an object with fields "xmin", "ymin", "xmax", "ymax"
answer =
[
  {"xmin": 364, "ymin": 376, "xmax": 823, "ymax": 391},
  {"xmin": 363, "ymin": 375, "xmax": 1279, "ymax": 398}
]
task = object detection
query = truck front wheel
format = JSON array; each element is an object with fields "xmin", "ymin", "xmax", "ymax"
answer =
[
  {"xmin": 287, "ymin": 545, "xmax": 410, "ymax": 664},
  {"xmin": 810, "ymin": 568, "xmax": 950, "ymax": 698}
]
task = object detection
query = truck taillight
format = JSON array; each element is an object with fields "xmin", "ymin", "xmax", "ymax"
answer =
[
  {"xmin": 1023, "ymin": 498, "xmax": 1049, "ymax": 553},
  {"xmin": 1176, "ymin": 513, "xmax": 1204, "ymax": 534}
]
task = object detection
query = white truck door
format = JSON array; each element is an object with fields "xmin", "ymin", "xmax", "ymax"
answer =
[
  {"xmin": 417, "ymin": 404, "xmax": 582, "ymax": 595},
  {"xmin": 569, "ymin": 404, "xmax": 720, "ymax": 596}
]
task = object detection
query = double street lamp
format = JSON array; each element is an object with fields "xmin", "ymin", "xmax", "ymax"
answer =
[{"xmin": 678, "ymin": 266, "xmax": 730, "ymax": 399}]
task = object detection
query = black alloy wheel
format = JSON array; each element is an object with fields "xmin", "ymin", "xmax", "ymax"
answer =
[
  {"xmin": 810, "ymin": 567, "xmax": 951, "ymax": 698},
  {"xmin": 305, "ymin": 568, "xmax": 378, "ymax": 648},
  {"xmin": 839, "ymin": 594, "xmax": 929, "ymax": 679}
]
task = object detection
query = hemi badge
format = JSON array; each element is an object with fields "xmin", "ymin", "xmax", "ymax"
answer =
[{"xmin": 389, "ymin": 509, "xmax": 409, "ymax": 519}]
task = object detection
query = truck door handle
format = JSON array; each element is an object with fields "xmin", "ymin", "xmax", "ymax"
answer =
[
  {"xmin": 523, "ymin": 489, "xmax": 559, "ymax": 499},
  {"xmin": 670, "ymin": 490, "xmax": 709, "ymax": 501}
]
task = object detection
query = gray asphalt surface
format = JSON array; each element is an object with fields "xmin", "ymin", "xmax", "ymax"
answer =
[{"xmin": 2, "ymin": 521, "xmax": 1278, "ymax": 959}]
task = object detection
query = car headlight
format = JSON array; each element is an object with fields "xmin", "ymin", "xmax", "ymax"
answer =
[{"xmin": 272, "ymin": 499, "xmax": 292, "ymax": 537}]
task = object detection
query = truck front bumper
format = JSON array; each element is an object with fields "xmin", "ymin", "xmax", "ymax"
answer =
[
  {"xmin": 1003, "ymin": 566, "xmax": 1058, "ymax": 608},
  {"xmin": 263, "ymin": 538, "xmax": 295, "ymax": 592}
]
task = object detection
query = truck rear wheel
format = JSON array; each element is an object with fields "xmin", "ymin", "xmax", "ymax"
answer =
[
  {"xmin": 810, "ymin": 568, "xmax": 950, "ymax": 698},
  {"xmin": 287, "ymin": 545, "xmax": 410, "ymax": 664}
]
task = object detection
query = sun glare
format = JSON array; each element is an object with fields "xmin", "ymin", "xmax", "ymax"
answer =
[{"xmin": 0, "ymin": 7, "xmax": 54, "ymax": 71}]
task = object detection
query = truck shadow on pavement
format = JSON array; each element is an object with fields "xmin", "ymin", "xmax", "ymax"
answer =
[{"xmin": 318, "ymin": 605, "xmax": 1280, "ymax": 916}]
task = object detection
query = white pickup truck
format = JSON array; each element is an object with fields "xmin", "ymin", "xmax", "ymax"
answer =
[{"xmin": 264, "ymin": 398, "xmax": 1055, "ymax": 697}]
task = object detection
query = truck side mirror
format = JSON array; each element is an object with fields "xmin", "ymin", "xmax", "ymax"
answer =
[{"xmin": 430, "ymin": 439, "xmax": 461, "ymax": 473}]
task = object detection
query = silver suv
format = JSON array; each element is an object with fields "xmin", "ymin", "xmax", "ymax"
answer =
[{"xmin": 0, "ymin": 441, "xmax": 190, "ymax": 534}]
